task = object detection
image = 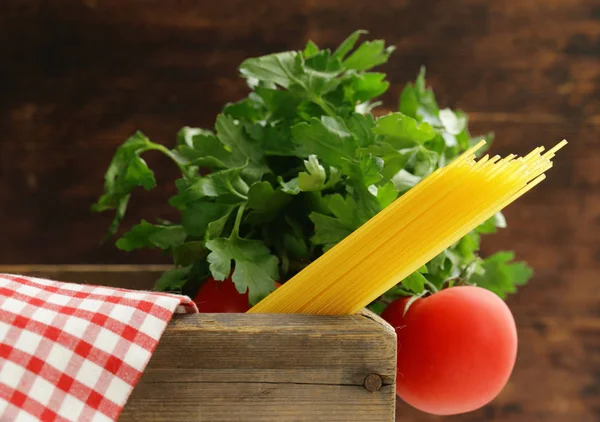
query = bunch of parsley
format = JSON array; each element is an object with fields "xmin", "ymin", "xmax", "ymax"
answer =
[{"xmin": 94, "ymin": 31, "xmax": 532, "ymax": 312}]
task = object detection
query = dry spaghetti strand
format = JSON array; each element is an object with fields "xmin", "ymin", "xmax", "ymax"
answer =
[{"xmin": 248, "ymin": 140, "xmax": 567, "ymax": 315}]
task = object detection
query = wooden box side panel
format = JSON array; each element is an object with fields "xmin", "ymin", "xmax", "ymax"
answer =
[{"xmin": 120, "ymin": 313, "xmax": 397, "ymax": 422}]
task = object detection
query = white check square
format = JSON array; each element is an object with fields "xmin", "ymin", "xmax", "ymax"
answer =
[
  {"xmin": 45, "ymin": 294, "xmax": 72, "ymax": 306},
  {"xmin": 57, "ymin": 394, "xmax": 85, "ymax": 420},
  {"xmin": 137, "ymin": 314, "xmax": 165, "ymax": 340},
  {"xmin": 91, "ymin": 287, "xmax": 115, "ymax": 297},
  {"xmin": 0, "ymin": 297, "xmax": 27, "ymax": 315},
  {"xmin": 15, "ymin": 284, "xmax": 42, "ymax": 298},
  {"xmin": 103, "ymin": 376, "xmax": 131, "ymax": 406},
  {"xmin": 87, "ymin": 411, "xmax": 114, "ymax": 422},
  {"xmin": 62, "ymin": 316, "xmax": 90, "ymax": 337},
  {"xmin": 30, "ymin": 307, "xmax": 57, "ymax": 325},
  {"xmin": 123, "ymin": 291, "xmax": 148, "ymax": 301},
  {"xmin": 108, "ymin": 304, "xmax": 136, "ymax": 324},
  {"xmin": 77, "ymin": 299, "xmax": 104, "ymax": 313},
  {"xmin": 14, "ymin": 410, "xmax": 39, "ymax": 422},
  {"xmin": 13, "ymin": 330, "xmax": 43, "ymax": 354},
  {"xmin": 124, "ymin": 343, "xmax": 151, "ymax": 372},
  {"xmin": 0, "ymin": 361, "xmax": 26, "ymax": 389},
  {"xmin": 0, "ymin": 275, "xmax": 13, "ymax": 287},
  {"xmin": 29, "ymin": 376, "xmax": 55, "ymax": 406},
  {"xmin": 75, "ymin": 359, "xmax": 104, "ymax": 390},
  {"xmin": 0, "ymin": 320, "xmax": 12, "ymax": 341},
  {"xmin": 45, "ymin": 343, "xmax": 73, "ymax": 373},
  {"xmin": 57, "ymin": 282, "xmax": 84, "ymax": 292},
  {"xmin": 93, "ymin": 328, "xmax": 121, "ymax": 355},
  {"xmin": 0, "ymin": 399, "xmax": 7, "ymax": 416}
]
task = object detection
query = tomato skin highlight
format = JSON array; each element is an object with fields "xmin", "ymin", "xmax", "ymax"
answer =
[
  {"xmin": 381, "ymin": 286, "xmax": 518, "ymax": 416},
  {"xmin": 193, "ymin": 277, "xmax": 280, "ymax": 313}
]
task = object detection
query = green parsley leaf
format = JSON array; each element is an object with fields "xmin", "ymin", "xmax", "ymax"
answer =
[
  {"xmin": 154, "ymin": 266, "xmax": 192, "ymax": 292},
  {"xmin": 176, "ymin": 128, "xmax": 245, "ymax": 169},
  {"xmin": 322, "ymin": 194, "xmax": 360, "ymax": 230},
  {"xmin": 374, "ymin": 182, "xmax": 398, "ymax": 208},
  {"xmin": 206, "ymin": 234, "xmax": 279, "ymax": 304},
  {"xmin": 215, "ymin": 114, "xmax": 269, "ymax": 180},
  {"xmin": 239, "ymin": 51, "xmax": 300, "ymax": 89},
  {"xmin": 471, "ymin": 251, "xmax": 533, "ymax": 298},
  {"xmin": 223, "ymin": 98, "xmax": 265, "ymax": 122},
  {"xmin": 181, "ymin": 201, "xmax": 235, "ymax": 237},
  {"xmin": 343, "ymin": 40, "xmax": 395, "ymax": 71},
  {"xmin": 401, "ymin": 67, "xmax": 440, "ymax": 125},
  {"xmin": 173, "ymin": 241, "xmax": 206, "ymax": 267},
  {"xmin": 246, "ymin": 181, "xmax": 292, "ymax": 224},
  {"xmin": 116, "ymin": 220, "xmax": 187, "ymax": 251},
  {"xmin": 350, "ymin": 154, "xmax": 383, "ymax": 186},
  {"xmin": 169, "ymin": 168, "xmax": 249, "ymax": 208},
  {"xmin": 279, "ymin": 155, "xmax": 341, "ymax": 194},
  {"xmin": 247, "ymin": 182, "xmax": 291, "ymax": 212},
  {"xmin": 373, "ymin": 113, "xmax": 436, "ymax": 147},
  {"xmin": 309, "ymin": 212, "xmax": 353, "ymax": 249},
  {"xmin": 402, "ymin": 271, "xmax": 427, "ymax": 294},
  {"xmin": 439, "ymin": 108, "xmax": 467, "ymax": 136},
  {"xmin": 345, "ymin": 113, "xmax": 377, "ymax": 147},
  {"xmin": 92, "ymin": 132, "xmax": 159, "ymax": 234},
  {"xmin": 476, "ymin": 211, "xmax": 507, "ymax": 234},
  {"xmin": 291, "ymin": 117, "xmax": 357, "ymax": 170},
  {"xmin": 303, "ymin": 50, "xmax": 344, "ymax": 96},
  {"xmin": 392, "ymin": 169, "xmax": 422, "ymax": 192},
  {"xmin": 351, "ymin": 72, "xmax": 390, "ymax": 103},
  {"xmin": 332, "ymin": 29, "xmax": 368, "ymax": 60},
  {"xmin": 303, "ymin": 40, "xmax": 320, "ymax": 58}
]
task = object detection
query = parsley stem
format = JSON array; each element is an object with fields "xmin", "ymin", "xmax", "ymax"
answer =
[
  {"xmin": 424, "ymin": 280, "xmax": 439, "ymax": 293},
  {"xmin": 151, "ymin": 145, "xmax": 190, "ymax": 178},
  {"xmin": 376, "ymin": 297, "xmax": 393, "ymax": 306},
  {"xmin": 312, "ymin": 96, "xmax": 336, "ymax": 117},
  {"xmin": 232, "ymin": 203, "xmax": 247, "ymax": 237}
]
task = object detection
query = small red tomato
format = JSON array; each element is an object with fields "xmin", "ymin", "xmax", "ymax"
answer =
[
  {"xmin": 381, "ymin": 286, "xmax": 517, "ymax": 416},
  {"xmin": 193, "ymin": 277, "xmax": 280, "ymax": 313}
]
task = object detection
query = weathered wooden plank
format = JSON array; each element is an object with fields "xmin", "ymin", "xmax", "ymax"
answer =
[
  {"xmin": 125, "ymin": 382, "xmax": 395, "ymax": 422},
  {"xmin": 138, "ymin": 312, "xmax": 396, "ymax": 384},
  {"xmin": 120, "ymin": 312, "xmax": 397, "ymax": 421}
]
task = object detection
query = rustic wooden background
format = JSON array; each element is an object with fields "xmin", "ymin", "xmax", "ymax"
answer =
[{"xmin": 1, "ymin": 1, "xmax": 599, "ymax": 421}]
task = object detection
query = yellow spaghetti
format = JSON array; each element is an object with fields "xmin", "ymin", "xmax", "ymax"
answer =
[{"xmin": 248, "ymin": 140, "xmax": 567, "ymax": 315}]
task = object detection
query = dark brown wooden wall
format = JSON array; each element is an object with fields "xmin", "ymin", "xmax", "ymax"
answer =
[{"xmin": 1, "ymin": 1, "xmax": 599, "ymax": 421}]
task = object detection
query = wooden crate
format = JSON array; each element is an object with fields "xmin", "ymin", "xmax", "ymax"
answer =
[{"xmin": 5, "ymin": 266, "xmax": 397, "ymax": 422}]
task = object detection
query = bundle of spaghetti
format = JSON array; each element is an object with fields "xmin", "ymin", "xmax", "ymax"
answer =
[{"xmin": 248, "ymin": 139, "xmax": 567, "ymax": 315}]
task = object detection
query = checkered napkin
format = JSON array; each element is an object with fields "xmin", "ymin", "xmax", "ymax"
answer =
[{"xmin": 0, "ymin": 273, "xmax": 198, "ymax": 422}]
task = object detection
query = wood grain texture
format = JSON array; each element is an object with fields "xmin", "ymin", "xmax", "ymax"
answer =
[
  {"xmin": 1, "ymin": 0, "xmax": 599, "ymax": 421},
  {"xmin": 121, "ymin": 312, "xmax": 396, "ymax": 422}
]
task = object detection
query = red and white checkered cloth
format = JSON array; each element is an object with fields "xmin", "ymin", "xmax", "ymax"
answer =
[{"xmin": 0, "ymin": 273, "xmax": 198, "ymax": 422}]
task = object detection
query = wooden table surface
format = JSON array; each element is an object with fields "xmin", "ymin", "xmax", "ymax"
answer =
[{"xmin": 2, "ymin": 1, "xmax": 600, "ymax": 421}]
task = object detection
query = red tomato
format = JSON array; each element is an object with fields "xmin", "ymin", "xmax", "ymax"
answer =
[
  {"xmin": 381, "ymin": 286, "xmax": 517, "ymax": 415},
  {"xmin": 193, "ymin": 277, "xmax": 280, "ymax": 313}
]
